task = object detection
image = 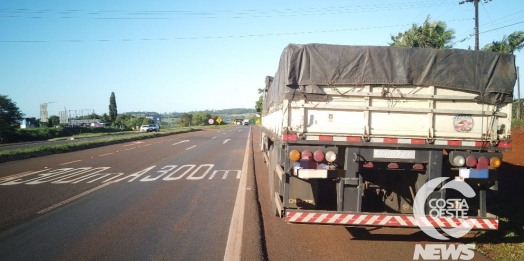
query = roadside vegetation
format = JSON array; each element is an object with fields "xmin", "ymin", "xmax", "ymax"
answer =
[{"xmin": 0, "ymin": 127, "xmax": 203, "ymax": 163}]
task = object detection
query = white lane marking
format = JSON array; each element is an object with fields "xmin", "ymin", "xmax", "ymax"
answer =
[
  {"xmin": 123, "ymin": 141, "xmax": 143, "ymax": 147},
  {"xmin": 223, "ymin": 139, "xmax": 231, "ymax": 144},
  {"xmin": 97, "ymin": 152, "xmax": 114, "ymax": 157},
  {"xmin": 223, "ymin": 127, "xmax": 249, "ymax": 261},
  {"xmin": 173, "ymin": 140, "xmax": 189, "ymax": 145},
  {"xmin": 0, "ymin": 169, "xmax": 48, "ymax": 183},
  {"xmin": 37, "ymin": 182, "xmax": 113, "ymax": 214},
  {"xmin": 212, "ymin": 136, "xmax": 217, "ymax": 139},
  {"xmin": 59, "ymin": 160, "xmax": 83, "ymax": 166},
  {"xmin": 186, "ymin": 145, "xmax": 196, "ymax": 150}
]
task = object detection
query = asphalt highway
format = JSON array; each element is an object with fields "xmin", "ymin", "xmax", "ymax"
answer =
[
  {"xmin": 0, "ymin": 126, "xmax": 492, "ymax": 261},
  {"xmin": 0, "ymin": 127, "xmax": 248, "ymax": 260}
]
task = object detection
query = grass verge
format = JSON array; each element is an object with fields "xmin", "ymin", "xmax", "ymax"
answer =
[{"xmin": 0, "ymin": 127, "xmax": 203, "ymax": 163}]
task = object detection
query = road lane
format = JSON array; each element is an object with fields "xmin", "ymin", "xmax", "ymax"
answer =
[{"xmin": 0, "ymin": 126, "xmax": 250, "ymax": 260}]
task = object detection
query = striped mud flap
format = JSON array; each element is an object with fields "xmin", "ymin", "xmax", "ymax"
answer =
[{"xmin": 285, "ymin": 211, "xmax": 499, "ymax": 230}]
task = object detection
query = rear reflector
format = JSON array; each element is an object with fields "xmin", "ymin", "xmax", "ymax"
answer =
[
  {"xmin": 363, "ymin": 162, "xmax": 374, "ymax": 168},
  {"xmin": 388, "ymin": 163, "xmax": 399, "ymax": 169},
  {"xmin": 283, "ymin": 134, "xmax": 297, "ymax": 141},
  {"xmin": 413, "ymin": 164, "xmax": 424, "ymax": 170},
  {"xmin": 498, "ymin": 142, "xmax": 512, "ymax": 148}
]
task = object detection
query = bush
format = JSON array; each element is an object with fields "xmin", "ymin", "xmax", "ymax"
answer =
[{"xmin": 2, "ymin": 127, "xmax": 128, "ymax": 143}]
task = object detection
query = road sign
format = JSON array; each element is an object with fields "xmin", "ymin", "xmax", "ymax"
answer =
[
  {"xmin": 217, "ymin": 117, "xmax": 222, "ymax": 124},
  {"xmin": 208, "ymin": 118, "xmax": 214, "ymax": 125}
]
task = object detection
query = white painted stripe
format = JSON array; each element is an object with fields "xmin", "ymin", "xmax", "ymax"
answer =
[
  {"xmin": 223, "ymin": 127, "xmax": 250, "ymax": 261},
  {"xmin": 97, "ymin": 153, "xmax": 114, "ymax": 157},
  {"xmin": 333, "ymin": 136, "xmax": 347, "ymax": 142},
  {"xmin": 302, "ymin": 213, "xmax": 316, "ymax": 223},
  {"xmin": 486, "ymin": 220, "xmax": 497, "ymax": 229},
  {"xmin": 366, "ymin": 215, "xmax": 380, "ymax": 225},
  {"xmin": 353, "ymin": 215, "xmax": 367, "ymax": 224},
  {"xmin": 434, "ymin": 140, "xmax": 448, "ymax": 145},
  {"xmin": 313, "ymin": 213, "xmax": 328, "ymax": 223},
  {"xmin": 415, "ymin": 216, "xmax": 432, "ymax": 227},
  {"xmin": 370, "ymin": 137, "xmax": 384, "ymax": 143},
  {"xmin": 173, "ymin": 140, "xmax": 189, "ymax": 145},
  {"xmin": 288, "ymin": 212, "xmax": 301, "ymax": 222},
  {"xmin": 406, "ymin": 216, "xmax": 417, "ymax": 225},
  {"xmin": 59, "ymin": 160, "xmax": 83, "ymax": 166},
  {"xmin": 378, "ymin": 216, "xmax": 391, "ymax": 226},
  {"xmin": 0, "ymin": 169, "xmax": 47, "ymax": 183},
  {"xmin": 328, "ymin": 214, "xmax": 341, "ymax": 223},
  {"xmin": 341, "ymin": 214, "xmax": 353, "ymax": 224},
  {"xmin": 433, "ymin": 217, "xmax": 446, "ymax": 227},
  {"xmin": 394, "ymin": 216, "xmax": 407, "ymax": 226},
  {"xmin": 305, "ymin": 135, "xmax": 320, "ymax": 141},
  {"xmin": 186, "ymin": 145, "xmax": 196, "ymax": 150},
  {"xmin": 37, "ymin": 182, "xmax": 112, "ymax": 214},
  {"xmin": 398, "ymin": 139, "xmax": 412, "ymax": 144},
  {"xmin": 462, "ymin": 141, "xmax": 476, "ymax": 146}
]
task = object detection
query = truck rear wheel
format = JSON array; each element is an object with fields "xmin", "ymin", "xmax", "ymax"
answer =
[{"xmin": 268, "ymin": 145, "xmax": 278, "ymax": 216}]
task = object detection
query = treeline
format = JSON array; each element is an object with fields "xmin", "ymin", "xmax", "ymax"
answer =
[
  {"xmin": 163, "ymin": 108, "xmax": 255, "ymax": 118},
  {"xmin": 176, "ymin": 113, "xmax": 223, "ymax": 127}
]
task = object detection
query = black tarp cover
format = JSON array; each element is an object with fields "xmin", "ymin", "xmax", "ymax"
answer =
[{"xmin": 264, "ymin": 44, "xmax": 516, "ymax": 113}]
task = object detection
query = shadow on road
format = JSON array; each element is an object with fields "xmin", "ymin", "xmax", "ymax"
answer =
[
  {"xmin": 474, "ymin": 162, "xmax": 524, "ymax": 245},
  {"xmin": 345, "ymin": 162, "xmax": 524, "ymax": 246}
]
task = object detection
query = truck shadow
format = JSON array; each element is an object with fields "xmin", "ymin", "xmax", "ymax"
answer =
[
  {"xmin": 345, "ymin": 162, "xmax": 524, "ymax": 245},
  {"xmin": 474, "ymin": 162, "xmax": 524, "ymax": 244}
]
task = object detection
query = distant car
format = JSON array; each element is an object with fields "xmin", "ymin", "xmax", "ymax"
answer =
[
  {"xmin": 243, "ymin": 121, "xmax": 249, "ymax": 125},
  {"xmin": 140, "ymin": 124, "xmax": 160, "ymax": 132}
]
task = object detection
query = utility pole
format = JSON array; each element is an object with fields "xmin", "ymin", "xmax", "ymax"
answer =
[
  {"xmin": 459, "ymin": 0, "xmax": 492, "ymax": 50},
  {"xmin": 518, "ymin": 66, "xmax": 521, "ymax": 119}
]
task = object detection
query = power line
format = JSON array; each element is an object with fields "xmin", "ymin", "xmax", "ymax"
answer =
[
  {"xmin": 0, "ymin": 1, "xmax": 458, "ymax": 20},
  {"xmin": 480, "ymin": 20, "xmax": 524, "ymax": 34},
  {"xmin": 0, "ymin": 18, "xmax": 474, "ymax": 43}
]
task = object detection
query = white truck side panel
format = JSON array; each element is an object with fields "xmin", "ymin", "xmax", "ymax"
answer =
[{"xmin": 262, "ymin": 85, "xmax": 511, "ymax": 142}]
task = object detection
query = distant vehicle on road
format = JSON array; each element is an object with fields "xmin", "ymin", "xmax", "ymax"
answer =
[{"xmin": 140, "ymin": 124, "xmax": 160, "ymax": 132}]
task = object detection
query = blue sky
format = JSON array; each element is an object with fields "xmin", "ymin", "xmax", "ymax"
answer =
[{"xmin": 1, "ymin": 0, "xmax": 523, "ymax": 118}]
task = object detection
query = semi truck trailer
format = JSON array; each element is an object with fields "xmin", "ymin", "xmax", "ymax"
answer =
[{"xmin": 260, "ymin": 44, "xmax": 516, "ymax": 231}]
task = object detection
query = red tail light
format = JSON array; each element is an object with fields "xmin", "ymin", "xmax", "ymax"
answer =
[
  {"xmin": 466, "ymin": 156, "xmax": 478, "ymax": 167},
  {"xmin": 302, "ymin": 150, "xmax": 313, "ymax": 159},
  {"xmin": 313, "ymin": 150, "xmax": 324, "ymax": 162},
  {"xmin": 477, "ymin": 156, "xmax": 489, "ymax": 169}
]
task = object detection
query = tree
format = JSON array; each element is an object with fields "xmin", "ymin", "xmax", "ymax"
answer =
[
  {"xmin": 48, "ymin": 115, "xmax": 60, "ymax": 127},
  {"xmin": 100, "ymin": 113, "xmax": 110, "ymax": 122},
  {"xmin": 109, "ymin": 92, "xmax": 118, "ymax": 122},
  {"xmin": 0, "ymin": 95, "xmax": 24, "ymax": 143},
  {"xmin": 177, "ymin": 113, "xmax": 192, "ymax": 127},
  {"xmin": 191, "ymin": 113, "xmax": 211, "ymax": 126},
  {"xmin": 390, "ymin": 16, "xmax": 455, "ymax": 49},
  {"xmin": 256, "ymin": 88, "xmax": 264, "ymax": 113},
  {"xmin": 482, "ymin": 31, "xmax": 524, "ymax": 54}
]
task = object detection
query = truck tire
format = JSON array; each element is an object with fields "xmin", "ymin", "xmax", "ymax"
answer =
[
  {"xmin": 268, "ymin": 146, "xmax": 278, "ymax": 216},
  {"xmin": 261, "ymin": 133, "xmax": 266, "ymax": 163}
]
